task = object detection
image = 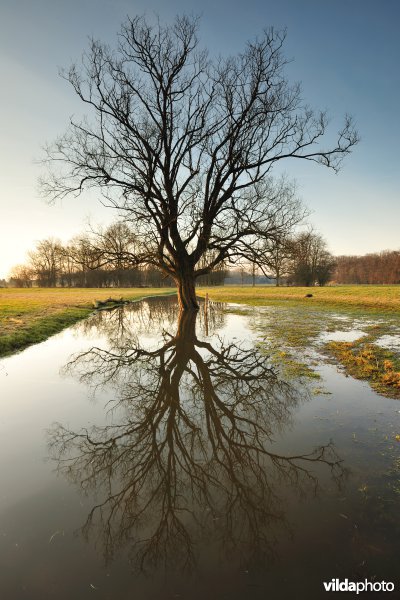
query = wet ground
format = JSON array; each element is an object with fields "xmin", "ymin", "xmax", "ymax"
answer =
[{"xmin": 1, "ymin": 296, "xmax": 400, "ymax": 599}]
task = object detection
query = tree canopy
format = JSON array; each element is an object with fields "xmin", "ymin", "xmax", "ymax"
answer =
[{"xmin": 41, "ymin": 15, "xmax": 358, "ymax": 308}]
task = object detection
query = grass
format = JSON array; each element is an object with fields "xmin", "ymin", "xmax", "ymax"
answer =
[
  {"xmin": 2, "ymin": 285, "xmax": 400, "ymax": 390},
  {"xmin": 250, "ymin": 305, "xmax": 336, "ymax": 383},
  {"xmin": 198, "ymin": 285, "xmax": 400, "ymax": 314},
  {"xmin": 267, "ymin": 309, "xmax": 400, "ymax": 398},
  {"xmin": 206, "ymin": 291, "xmax": 400, "ymax": 398},
  {"xmin": 328, "ymin": 333, "xmax": 400, "ymax": 399},
  {"xmin": 0, "ymin": 287, "xmax": 175, "ymax": 357}
]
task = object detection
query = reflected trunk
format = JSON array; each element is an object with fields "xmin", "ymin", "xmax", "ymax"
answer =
[{"xmin": 51, "ymin": 297, "xmax": 345, "ymax": 573}]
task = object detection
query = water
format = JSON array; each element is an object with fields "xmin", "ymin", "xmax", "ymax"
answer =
[{"xmin": 1, "ymin": 296, "xmax": 400, "ymax": 599}]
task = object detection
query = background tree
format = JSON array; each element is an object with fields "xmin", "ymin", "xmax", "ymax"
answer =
[
  {"xmin": 288, "ymin": 230, "xmax": 335, "ymax": 286},
  {"xmin": 41, "ymin": 15, "xmax": 358, "ymax": 309},
  {"xmin": 28, "ymin": 238, "xmax": 63, "ymax": 287},
  {"xmin": 195, "ymin": 249, "xmax": 227, "ymax": 286},
  {"xmin": 314, "ymin": 250, "xmax": 336, "ymax": 286},
  {"xmin": 8, "ymin": 226, "xmax": 175, "ymax": 289},
  {"xmin": 8, "ymin": 265, "xmax": 34, "ymax": 288},
  {"xmin": 261, "ymin": 236, "xmax": 293, "ymax": 286}
]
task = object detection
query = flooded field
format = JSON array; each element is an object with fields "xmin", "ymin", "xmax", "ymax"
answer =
[{"xmin": 1, "ymin": 296, "xmax": 400, "ymax": 599}]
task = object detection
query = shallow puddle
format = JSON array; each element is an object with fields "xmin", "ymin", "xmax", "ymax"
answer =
[
  {"xmin": 376, "ymin": 334, "xmax": 400, "ymax": 351},
  {"xmin": 1, "ymin": 296, "xmax": 400, "ymax": 599},
  {"xmin": 319, "ymin": 329, "xmax": 367, "ymax": 343}
]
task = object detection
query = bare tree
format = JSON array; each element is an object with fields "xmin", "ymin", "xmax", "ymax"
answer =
[
  {"xmin": 41, "ymin": 15, "xmax": 358, "ymax": 309},
  {"xmin": 49, "ymin": 297, "xmax": 344, "ymax": 571},
  {"xmin": 315, "ymin": 249, "xmax": 336, "ymax": 286},
  {"xmin": 87, "ymin": 222, "xmax": 140, "ymax": 286},
  {"xmin": 28, "ymin": 238, "xmax": 64, "ymax": 287},
  {"xmin": 288, "ymin": 230, "xmax": 335, "ymax": 286},
  {"xmin": 8, "ymin": 264, "xmax": 34, "ymax": 288},
  {"xmin": 261, "ymin": 236, "xmax": 293, "ymax": 286}
]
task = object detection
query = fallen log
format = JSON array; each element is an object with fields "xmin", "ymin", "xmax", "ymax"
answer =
[{"xmin": 93, "ymin": 297, "xmax": 131, "ymax": 310}]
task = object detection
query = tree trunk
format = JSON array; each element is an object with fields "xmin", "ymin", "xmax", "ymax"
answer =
[
  {"xmin": 176, "ymin": 273, "xmax": 199, "ymax": 311},
  {"xmin": 175, "ymin": 308, "xmax": 197, "ymax": 345}
]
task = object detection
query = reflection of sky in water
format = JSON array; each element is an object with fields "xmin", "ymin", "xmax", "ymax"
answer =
[
  {"xmin": 318, "ymin": 329, "xmax": 367, "ymax": 343},
  {"xmin": 1, "ymin": 298, "xmax": 400, "ymax": 599},
  {"xmin": 375, "ymin": 335, "xmax": 400, "ymax": 351}
]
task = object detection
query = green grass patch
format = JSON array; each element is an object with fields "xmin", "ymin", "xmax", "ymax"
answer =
[
  {"xmin": 0, "ymin": 307, "xmax": 91, "ymax": 356},
  {"xmin": 247, "ymin": 305, "xmax": 331, "ymax": 383},
  {"xmin": 0, "ymin": 288, "xmax": 176, "ymax": 357},
  {"xmin": 270, "ymin": 349, "xmax": 321, "ymax": 380}
]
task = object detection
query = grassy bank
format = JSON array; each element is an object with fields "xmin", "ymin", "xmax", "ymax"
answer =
[
  {"xmin": 0, "ymin": 288, "xmax": 175, "ymax": 357},
  {"xmin": 1, "ymin": 285, "xmax": 399, "ymax": 360},
  {"xmin": 198, "ymin": 285, "xmax": 400, "ymax": 314},
  {"xmin": 329, "ymin": 337, "xmax": 400, "ymax": 398}
]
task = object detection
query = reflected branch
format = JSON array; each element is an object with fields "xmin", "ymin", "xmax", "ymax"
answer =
[{"xmin": 49, "ymin": 298, "xmax": 345, "ymax": 571}]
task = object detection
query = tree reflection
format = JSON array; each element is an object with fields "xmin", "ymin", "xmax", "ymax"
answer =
[{"xmin": 49, "ymin": 297, "xmax": 344, "ymax": 572}]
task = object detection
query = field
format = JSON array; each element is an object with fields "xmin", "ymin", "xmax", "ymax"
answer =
[
  {"xmin": 199, "ymin": 285, "xmax": 400, "ymax": 313},
  {"xmin": 1, "ymin": 285, "xmax": 399, "ymax": 358}
]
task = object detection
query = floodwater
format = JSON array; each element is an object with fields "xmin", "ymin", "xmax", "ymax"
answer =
[{"xmin": 1, "ymin": 296, "xmax": 400, "ymax": 599}]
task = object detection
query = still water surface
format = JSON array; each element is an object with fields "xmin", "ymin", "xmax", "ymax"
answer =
[{"xmin": 1, "ymin": 296, "xmax": 400, "ymax": 599}]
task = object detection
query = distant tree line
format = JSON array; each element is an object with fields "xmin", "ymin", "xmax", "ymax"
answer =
[
  {"xmin": 8, "ymin": 223, "xmax": 226, "ymax": 288},
  {"xmin": 334, "ymin": 251, "xmax": 400, "ymax": 284},
  {"xmin": 9, "ymin": 225, "xmax": 333, "ymax": 289},
  {"xmin": 6, "ymin": 223, "xmax": 399, "ymax": 289}
]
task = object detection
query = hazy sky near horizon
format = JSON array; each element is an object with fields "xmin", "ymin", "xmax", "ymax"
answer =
[{"xmin": 0, "ymin": 0, "xmax": 399, "ymax": 279}]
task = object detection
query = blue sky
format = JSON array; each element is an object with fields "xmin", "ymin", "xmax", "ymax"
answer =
[{"xmin": 0, "ymin": 0, "xmax": 399, "ymax": 278}]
